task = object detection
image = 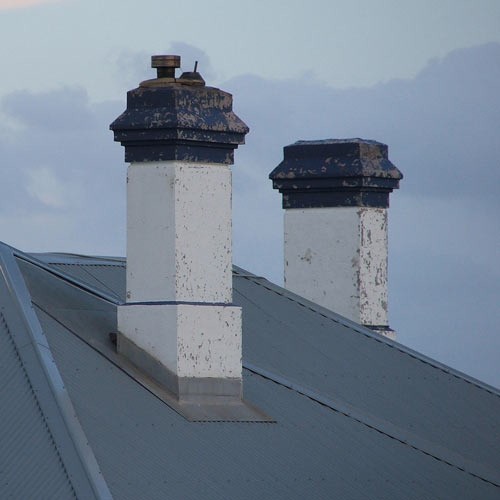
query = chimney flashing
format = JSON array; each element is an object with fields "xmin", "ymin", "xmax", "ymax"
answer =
[{"xmin": 115, "ymin": 331, "xmax": 271, "ymax": 422}]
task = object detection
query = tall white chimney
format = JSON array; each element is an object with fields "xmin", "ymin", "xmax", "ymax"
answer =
[
  {"xmin": 270, "ymin": 139, "xmax": 402, "ymax": 339},
  {"xmin": 110, "ymin": 55, "xmax": 264, "ymax": 420}
]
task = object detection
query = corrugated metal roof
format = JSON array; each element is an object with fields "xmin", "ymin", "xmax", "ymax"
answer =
[
  {"xmin": 0, "ymin": 245, "xmax": 112, "ymax": 500},
  {"xmin": 10, "ymin": 249, "xmax": 500, "ymax": 498},
  {"xmin": 0, "ymin": 312, "xmax": 76, "ymax": 500},
  {"xmin": 234, "ymin": 274, "xmax": 500, "ymax": 478},
  {"xmin": 34, "ymin": 307, "xmax": 500, "ymax": 499}
]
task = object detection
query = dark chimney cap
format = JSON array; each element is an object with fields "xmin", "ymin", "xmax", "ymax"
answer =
[
  {"xmin": 269, "ymin": 138, "xmax": 403, "ymax": 208},
  {"xmin": 110, "ymin": 55, "xmax": 249, "ymax": 165}
]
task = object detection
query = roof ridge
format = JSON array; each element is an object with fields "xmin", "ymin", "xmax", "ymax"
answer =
[
  {"xmin": 239, "ymin": 274, "xmax": 500, "ymax": 398},
  {"xmin": 16, "ymin": 252, "xmax": 121, "ymax": 304}
]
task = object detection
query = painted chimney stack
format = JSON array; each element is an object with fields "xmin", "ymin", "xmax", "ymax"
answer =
[
  {"xmin": 270, "ymin": 139, "xmax": 402, "ymax": 338},
  {"xmin": 110, "ymin": 55, "xmax": 263, "ymax": 420}
]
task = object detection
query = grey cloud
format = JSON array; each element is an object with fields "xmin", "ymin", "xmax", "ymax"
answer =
[
  {"xmin": 227, "ymin": 43, "xmax": 500, "ymax": 204},
  {"xmin": 2, "ymin": 87, "xmax": 96, "ymax": 132},
  {"xmin": 0, "ymin": 89, "xmax": 125, "ymax": 253}
]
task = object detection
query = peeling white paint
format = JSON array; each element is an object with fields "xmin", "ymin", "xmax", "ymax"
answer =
[
  {"xmin": 118, "ymin": 303, "xmax": 242, "ymax": 378},
  {"xmin": 126, "ymin": 161, "xmax": 233, "ymax": 303},
  {"xmin": 359, "ymin": 208, "xmax": 388, "ymax": 327},
  {"xmin": 284, "ymin": 206, "xmax": 392, "ymax": 336}
]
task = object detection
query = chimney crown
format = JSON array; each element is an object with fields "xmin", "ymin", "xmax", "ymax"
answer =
[
  {"xmin": 270, "ymin": 138, "xmax": 403, "ymax": 208},
  {"xmin": 110, "ymin": 55, "xmax": 249, "ymax": 164}
]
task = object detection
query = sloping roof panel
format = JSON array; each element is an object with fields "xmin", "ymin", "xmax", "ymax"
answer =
[
  {"xmin": 234, "ymin": 274, "xmax": 500, "ymax": 478},
  {"xmin": 14, "ymin": 251, "xmax": 500, "ymax": 498},
  {"xmin": 35, "ymin": 306, "xmax": 500, "ymax": 500},
  {"xmin": 0, "ymin": 313, "xmax": 77, "ymax": 500}
]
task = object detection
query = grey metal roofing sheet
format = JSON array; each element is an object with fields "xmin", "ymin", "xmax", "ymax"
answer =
[
  {"xmin": 35, "ymin": 307, "xmax": 500, "ymax": 500},
  {"xmin": 21, "ymin": 252, "xmax": 124, "ymax": 304},
  {"xmin": 0, "ymin": 313, "xmax": 76, "ymax": 500},
  {"xmin": 14, "ymin": 250, "xmax": 500, "ymax": 498},
  {"xmin": 234, "ymin": 274, "xmax": 500, "ymax": 478},
  {"xmin": 30, "ymin": 254, "xmax": 500, "ymax": 480}
]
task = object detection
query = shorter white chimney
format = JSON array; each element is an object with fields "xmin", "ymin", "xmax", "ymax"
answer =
[
  {"xmin": 110, "ymin": 55, "xmax": 268, "ymax": 420},
  {"xmin": 270, "ymin": 139, "xmax": 402, "ymax": 338}
]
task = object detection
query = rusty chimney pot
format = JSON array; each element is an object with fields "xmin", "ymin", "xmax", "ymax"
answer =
[{"xmin": 151, "ymin": 55, "xmax": 180, "ymax": 78}]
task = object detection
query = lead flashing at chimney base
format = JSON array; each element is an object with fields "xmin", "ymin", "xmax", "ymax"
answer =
[
  {"xmin": 110, "ymin": 56, "xmax": 260, "ymax": 418},
  {"xmin": 270, "ymin": 139, "xmax": 402, "ymax": 339}
]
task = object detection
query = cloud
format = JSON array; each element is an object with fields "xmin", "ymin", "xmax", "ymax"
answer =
[
  {"xmin": 0, "ymin": 0, "xmax": 64, "ymax": 9},
  {"xmin": 3, "ymin": 87, "xmax": 95, "ymax": 131},
  {"xmin": 226, "ymin": 43, "xmax": 500, "ymax": 204},
  {"xmin": 0, "ymin": 88, "xmax": 125, "ymax": 255},
  {"xmin": 26, "ymin": 166, "xmax": 71, "ymax": 208}
]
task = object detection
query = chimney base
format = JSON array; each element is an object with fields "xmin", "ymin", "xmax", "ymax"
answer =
[
  {"xmin": 117, "ymin": 332, "xmax": 242, "ymax": 401},
  {"xmin": 115, "ymin": 303, "xmax": 272, "ymax": 421},
  {"xmin": 367, "ymin": 326, "xmax": 396, "ymax": 340},
  {"xmin": 113, "ymin": 329, "xmax": 271, "ymax": 422},
  {"xmin": 118, "ymin": 302, "xmax": 242, "ymax": 385}
]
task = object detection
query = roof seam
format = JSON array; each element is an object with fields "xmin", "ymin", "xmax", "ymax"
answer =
[
  {"xmin": 240, "ymin": 275, "xmax": 500, "ymax": 398},
  {"xmin": 48, "ymin": 263, "xmax": 125, "ymax": 268},
  {"xmin": 78, "ymin": 265, "xmax": 124, "ymax": 297},
  {"xmin": 244, "ymin": 362, "xmax": 500, "ymax": 488}
]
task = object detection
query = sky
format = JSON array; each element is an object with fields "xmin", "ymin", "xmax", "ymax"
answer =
[{"xmin": 0, "ymin": 0, "xmax": 499, "ymax": 388}]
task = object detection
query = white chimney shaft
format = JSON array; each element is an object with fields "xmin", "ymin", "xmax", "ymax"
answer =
[
  {"xmin": 119, "ymin": 161, "xmax": 241, "ymax": 381},
  {"xmin": 125, "ymin": 162, "xmax": 233, "ymax": 304},
  {"xmin": 270, "ymin": 139, "xmax": 402, "ymax": 338},
  {"xmin": 284, "ymin": 206, "xmax": 389, "ymax": 332}
]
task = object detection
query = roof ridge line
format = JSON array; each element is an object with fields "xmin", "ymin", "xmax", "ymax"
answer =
[
  {"xmin": 15, "ymin": 251, "xmax": 121, "ymax": 305},
  {"xmin": 0, "ymin": 244, "xmax": 114, "ymax": 499},
  {"xmin": 29, "ymin": 252, "xmax": 126, "ymax": 264},
  {"xmin": 244, "ymin": 362, "xmax": 500, "ymax": 488},
  {"xmin": 239, "ymin": 274, "xmax": 500, "ymax": 398}
]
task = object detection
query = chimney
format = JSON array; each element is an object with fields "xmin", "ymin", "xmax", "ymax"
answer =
[
  {"xmin": 270, "ymin": 139, "xmax": 402, "ymax": 339},
  {"xmin": 110, "ymin": 55, "xmax": 264, "ymax": 420}
]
